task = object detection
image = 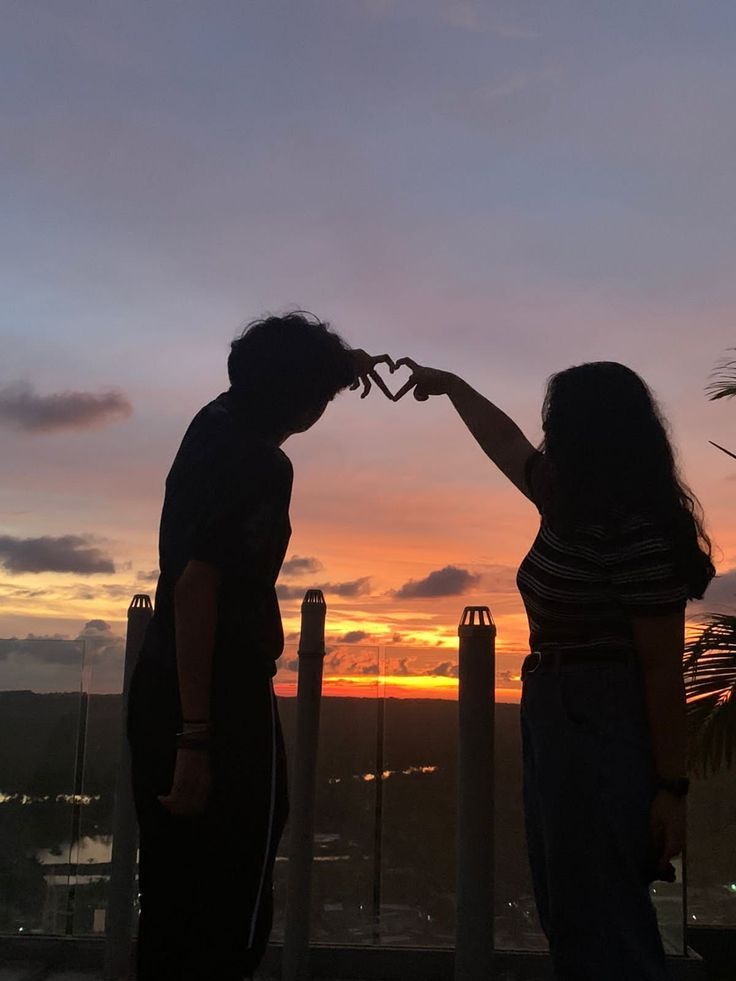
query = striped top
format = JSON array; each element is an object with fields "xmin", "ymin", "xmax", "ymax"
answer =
[{"xmin": 517, "ymin": 453, "xmax": 687, "ymax": 654}]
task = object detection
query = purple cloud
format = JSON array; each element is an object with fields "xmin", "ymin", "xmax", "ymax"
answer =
[
  {"xmin": 281, "ymin": 555, "xmax": 323, "ymax": 576},
  {"xmin": 277, "ymin": 577, "xmax": 371, "ymax": 601},
  {"xmin": 0, "ymin": 535, "xmax": 115, "ymax": 575},
  {"xmin": 0, "ymin": 382, "xmax": 132, "ymax": 433},
  {"xmin": 396, "ymin": 565, "xmax": 480, "ymax": 599}
]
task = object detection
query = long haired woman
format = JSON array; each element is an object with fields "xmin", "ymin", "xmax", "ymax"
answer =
[{"xmin": 394, "ymin": 358, "xmax": 714, "ymax": 980}]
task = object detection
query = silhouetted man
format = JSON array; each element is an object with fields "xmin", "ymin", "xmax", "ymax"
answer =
[{"xmin": 127, "ymin": 312, "xmax": 391, "ymax": 981}]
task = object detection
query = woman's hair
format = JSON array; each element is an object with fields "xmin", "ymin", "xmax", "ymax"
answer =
[
  {"xmin": 227, "ymin": 311, "xmax": 355, "ymax": 431},
  {"xmin": 539, "ymin": 361, "xmax": 715, "ymax": 599}
]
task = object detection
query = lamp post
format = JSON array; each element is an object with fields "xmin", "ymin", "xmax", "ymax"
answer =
[
  {"xmin": 282, "ymin": 590, "xmax": 327, "ymax": 981},
  {"xmin": 455, "ymin": 605, "xmax": 496, "ymax": 981}
]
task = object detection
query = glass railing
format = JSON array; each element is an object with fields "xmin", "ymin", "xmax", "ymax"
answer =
[
  {"xmin": 687, "ymin": 771, "xmax": 736, "ymax": 928},
  {"xmin": 379, "ymin": 646, "xmax": 457, "ymax": 947},
  {"xmin": 0, "ymin": 637, "xmax": 88, "ymax": 936},
  {"xmin": 69, "ymin": 631, "xmax": 126, "ymax": 938},
  {"xmin": 2, "ymin": 619, "xmax": 735, "ymax": 954},
  {"xmin": 273, "ymin": 645, "xmax": 383, "ymax": 945}
]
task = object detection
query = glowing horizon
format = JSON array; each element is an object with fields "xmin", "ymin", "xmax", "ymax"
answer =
[{"xmin": 274, "ymin": 675, "xmax": 522, "ymax": 703}]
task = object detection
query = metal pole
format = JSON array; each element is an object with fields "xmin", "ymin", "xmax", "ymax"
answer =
[
  {"xmin": 455, "ymin": 605, "xmax": 496, "ymax": 981},
  {"xmin": 371, "ymin": 693, "xmax": 385, "ymax": 944},
  {"xmin": 65, "ymin": 684, "xmax": 89, "ymax": 935},
  {"xmin": 104, "ymin": 594, "xmax": 152, "ymax": 980},
  {"xmin": 282, "ymin": 590, "xmax": 327, "ymax": 981}
]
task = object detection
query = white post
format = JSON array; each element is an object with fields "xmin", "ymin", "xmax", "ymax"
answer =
[
  {"xmin": 104, "ymin": 594, "xmax": 152, "ymax": 980},
  {"xmin": 282, "ymin": 590, "xmax": 327, "ymax": 981},
  {"xmin": 455, "ymin": 605, "xmax": 496, "ymax": 981}
]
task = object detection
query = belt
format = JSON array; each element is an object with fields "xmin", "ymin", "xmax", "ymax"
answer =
[{"xmin": 522, "ymin": 648, "xmax": 633, "ymax": 676}]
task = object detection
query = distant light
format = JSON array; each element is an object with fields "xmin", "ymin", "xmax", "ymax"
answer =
[
  {"xmin": 730, "ymin": 883, "xmax": 736, "ymax": 892},
  {"xmin": 18, "ymin": 927, "xmax": 24, "ymax": 933},
  {"xmin": 691, "ymin": 915, "xmax": 697, "ymax": 920}
]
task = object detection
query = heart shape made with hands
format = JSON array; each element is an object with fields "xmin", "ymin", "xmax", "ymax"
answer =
[{"xmin": 370, "ymin": 360, "xmax": 416, "ymax": 401}]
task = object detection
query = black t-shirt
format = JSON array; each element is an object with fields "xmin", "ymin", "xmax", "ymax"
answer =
[
  {"xmin": 142, "ymin": 392, "xmax": 293, "ymax": 678},
  {"xmin": 517, "ymin": 452, "xmax": 687, "ymax": 655}
]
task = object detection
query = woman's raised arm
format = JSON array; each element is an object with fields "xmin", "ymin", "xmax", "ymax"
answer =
[{"xmin": 394, "ymin": 358, "xmax": 538, "ymax": 500}]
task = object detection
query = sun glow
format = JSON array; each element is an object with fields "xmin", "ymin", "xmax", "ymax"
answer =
[{"xmin": 274, "ymin": 672, "xmax": 521, "ymax": 702}]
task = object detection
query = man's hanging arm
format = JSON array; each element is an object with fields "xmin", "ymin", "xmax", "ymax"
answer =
[{"xmin": 174, "ymin": 559, "xmax": 220, "ymax": 721}]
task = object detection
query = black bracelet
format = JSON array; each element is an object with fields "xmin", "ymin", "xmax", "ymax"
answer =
[{"xmin": 176, "ymin": 732, "xmax": 212, "ymax": 751}]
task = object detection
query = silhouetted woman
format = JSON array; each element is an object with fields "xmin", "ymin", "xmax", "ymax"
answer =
[{"xmin": 394, "ymin": 359, "xmax": 714, "ymax": 981}]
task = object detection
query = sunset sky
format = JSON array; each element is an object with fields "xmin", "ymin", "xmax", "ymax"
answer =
[{"xmin": 1, "ymin": 1, "xmax": 734, "ymax": 699}]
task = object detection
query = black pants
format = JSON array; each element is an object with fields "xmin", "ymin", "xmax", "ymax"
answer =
[
  {"xmin": 521, "ymin": 655, "xmax": 670, "ymax": 981},
  {"xmin": 127, "ymin": 656, "xmax": 288, "ymax": 981}
]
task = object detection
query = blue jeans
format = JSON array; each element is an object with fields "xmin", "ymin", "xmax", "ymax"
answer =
[{"xmin": 521, "ymin": 654, "xmax": 671, "ymax": 981}]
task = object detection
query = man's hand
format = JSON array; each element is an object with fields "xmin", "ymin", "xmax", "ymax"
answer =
[
  {"xmin": 650, "ymin": 790, "xmax": 686, "ymax": 875},
  {"xmin": 158, "ymin": 748, "xmax": 212, "ymax": 817},
  {"xmin": 349, "ymin": 349, "xmax": 396, "ymax": 399},
  {"xmin": 392, "ymin": 358, "xmax": 458, "ymax": 402}
]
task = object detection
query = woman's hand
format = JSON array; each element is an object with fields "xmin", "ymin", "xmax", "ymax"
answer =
[
  {"xmin": 349, "ymin": 349, "xmax": 396, "ymax": 399},
  {"xmin": 158, "ymin": 748, "xmax": 212, "ymax": 817},
  {"xmin": 392, "ymin": 358, "xmax": 458, "ymax": 402},
  {"xmin": 650, "ymin": 789, "xmax": 686, "ymax": 874}
]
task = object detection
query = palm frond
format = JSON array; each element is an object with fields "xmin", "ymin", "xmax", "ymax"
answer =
[
  {"xmin": 684, "ymin": 613, "xmax": 736, "ymax": 775},
  {"xmin": 706, "ymin": 348, "xmax": 736, "ymax": 401},
  {"xmin": 709, "ymin": 440, "xmax": 736, "ymax": 461}
]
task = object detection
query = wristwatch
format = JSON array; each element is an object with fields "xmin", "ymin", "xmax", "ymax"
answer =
[{"xmin": 656, "ymin": 776, "xmax": 690, "ymax": 798}]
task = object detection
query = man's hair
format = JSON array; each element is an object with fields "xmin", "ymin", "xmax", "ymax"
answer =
[{"xmin": 227, "ymin": 311, "xmax": 355, "ymax": 430}]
